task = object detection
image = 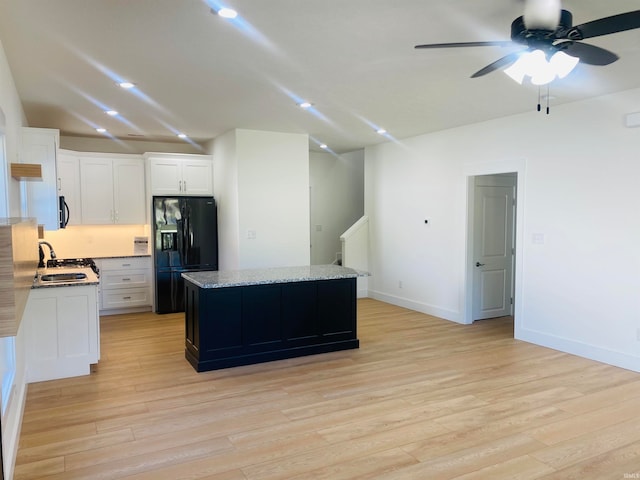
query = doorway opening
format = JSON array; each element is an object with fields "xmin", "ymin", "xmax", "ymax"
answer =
[{"xmin": 465, "ymin": 172, "xmax": 519, "ymax": 329}]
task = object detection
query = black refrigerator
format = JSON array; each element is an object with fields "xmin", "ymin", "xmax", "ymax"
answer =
[{"xmin": 153, "ymin": 196, "xmax": 218, "ymax": 313}]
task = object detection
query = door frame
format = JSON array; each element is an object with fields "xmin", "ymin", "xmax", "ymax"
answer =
[{"xmin": 462, "ymin": 159, "xmax": 526, "ymax": 329}]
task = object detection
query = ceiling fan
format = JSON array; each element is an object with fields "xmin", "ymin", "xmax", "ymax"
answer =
[{"xmin": 415, "ymin": 0, "xmax": 640, "ymax": 85}]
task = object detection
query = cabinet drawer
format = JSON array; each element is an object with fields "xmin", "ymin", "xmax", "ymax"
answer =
[
  {"xmin": 101, "ymin": 270, "xmax": 149, "ymax": 289},
  {"xmin": 102, "ymin": 287, "xmax": 151, "ymax": 309},
  {"xmin": 100, "ymin": 257, "xmax": 150, "ymax": 270}
]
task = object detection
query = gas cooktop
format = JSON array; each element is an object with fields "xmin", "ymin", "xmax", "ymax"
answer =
[{"xmin": 47, "ymin": 258, "xmax": 99, "ymax": 276}]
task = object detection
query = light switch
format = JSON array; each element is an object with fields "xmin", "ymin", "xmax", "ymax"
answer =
[
  {"xmin": 532, "ymin": 233, "xmax": 545, "ymax": 244},
  {"xmin": 247, "ymin": 230, "xmax": 257, "ymax": 240}
]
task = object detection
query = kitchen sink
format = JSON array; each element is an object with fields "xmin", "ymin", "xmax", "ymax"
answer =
[{"xmin": 40, "ymin": 272, "xmax": 88, "ymax": 282}]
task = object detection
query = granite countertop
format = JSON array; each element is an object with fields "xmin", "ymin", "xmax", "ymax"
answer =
[
  {"xmin": 182, "ymin": 265, "xmax": 368, "ymax": 289},
  {"xmin": 32, "ymin": 266, "xmax": 100, "ymax": 289},
  {"xmin": 93, "ymin": 254, "xmax": 151, "ymax": 259}
]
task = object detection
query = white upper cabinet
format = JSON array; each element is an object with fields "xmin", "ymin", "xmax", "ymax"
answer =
[
  {"xmin": 145, "ymin": 153, "xmax": 213, "ymax": 196},
  {"xmin": 113, "ymin": 159, "xmax": 147, "ymax": 224},
  {"xmin": 56, "ymin": 150, "xmax": 81, "ymax": 226},
  {"xmin": 21, "ymin": 127, "xmax": 60, "ymax": 230},
  {"xmin": 80, "ymin": 154, "xmax": 146, "ymax": 225}
]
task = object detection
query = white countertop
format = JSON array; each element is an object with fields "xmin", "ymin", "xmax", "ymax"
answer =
[{"xmin": 182, "ymin": 265, "xmax": 368, "ymax": 289}]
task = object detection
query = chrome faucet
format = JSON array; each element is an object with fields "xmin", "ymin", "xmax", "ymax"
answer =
[{"xmin": 38, "ymin": 241, "xmax": 57, "ymax": 268}]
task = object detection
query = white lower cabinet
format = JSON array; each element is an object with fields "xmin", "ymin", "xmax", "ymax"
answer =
[
  {"xmin": 24, "ymin": 284, "xmax": 99, "ymax": 383},
  {"xmin": 97, "ymin": 257, "xmax": 152, "ymax": 314}
]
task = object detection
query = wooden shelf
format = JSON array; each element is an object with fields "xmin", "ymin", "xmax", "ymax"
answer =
[{"xmin": 11, "ymin": 163, "xmax": 42, "ymax": 179}]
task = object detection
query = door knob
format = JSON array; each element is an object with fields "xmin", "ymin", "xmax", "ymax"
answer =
[{"xmin": 475, "ymin": 262, "xmax": 485, "ymax": 267}]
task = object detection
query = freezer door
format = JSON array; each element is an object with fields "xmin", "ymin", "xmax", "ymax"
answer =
[
  {"xmin": 155, "ymin": 269, "xmax": 185, "ymax": 314},
  {"xmin": 182, "ymin": 197, "xmax": 218, "ymax": 269}
]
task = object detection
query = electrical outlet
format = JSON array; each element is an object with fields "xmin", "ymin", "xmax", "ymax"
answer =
[{"xmin": 247, "ymin": 230, "xmax": 256, "ymax": 240}]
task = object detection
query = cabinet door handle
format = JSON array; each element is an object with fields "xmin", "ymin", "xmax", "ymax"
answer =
[
  {"xmin": 122, "ymin": 263, "xmax": 131, "ymax": 267},
  {"xmin": 123, "ymin": 296, "xmax": 131, "ymax": 300},
  {"xmin": 184, "ymin": 180, "xmax": 187, "ymax": 192},
  {"xmin": 122, "ymin": 278, "xmax": 131, "ymax": 281},
  {"xmin": 179, "ymin": 180, "xmax": 183, "ymax": 192}
]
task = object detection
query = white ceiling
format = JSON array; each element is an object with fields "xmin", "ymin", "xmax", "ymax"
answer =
[{"xmin": 1, "ymin": 0, "xmax": 639, "ymax": 153}]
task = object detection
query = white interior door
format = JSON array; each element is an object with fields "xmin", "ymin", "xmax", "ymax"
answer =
[{"xmin": 472, "ymin": 175, "xmax": 516, "ymax": 321}]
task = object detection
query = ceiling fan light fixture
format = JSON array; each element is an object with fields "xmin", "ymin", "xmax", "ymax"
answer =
[
  {"xmin": 550, "ymin": 51, "xmax": 580, "ymax": 79},
  {"xmin": 504, "ymin": 49, "xmax": 578, "ymax": 86}
]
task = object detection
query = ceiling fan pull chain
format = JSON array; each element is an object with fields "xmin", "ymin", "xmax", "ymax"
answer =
[{"xmin": 537, "ymin": 86, "xmax": 541, "ymax": 112}]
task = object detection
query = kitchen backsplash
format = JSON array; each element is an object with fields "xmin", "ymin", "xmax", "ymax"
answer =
[{"xmin": 43, "ymin": 224, "xmax": 151, "ymax": 258}]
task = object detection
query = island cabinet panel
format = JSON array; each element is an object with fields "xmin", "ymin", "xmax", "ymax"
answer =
[
  {"xmin": 318, "ymin": 279, "xmax": 357, "ymax": 338},
  {"xmin": 282, "ymin": 282, "xmax": 318, "ymax": 342},
  {"xmin": 184, "ymin": 278, "xmax": 359, "ymax": 372},
  {"xmin": 202, "ymin": 289, "xmax": 243, "ymax": 353}
]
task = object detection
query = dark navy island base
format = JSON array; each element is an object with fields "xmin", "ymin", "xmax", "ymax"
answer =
[{"xmin": 182, "ymin": 265, "xmax": 362, "ymax": 372}]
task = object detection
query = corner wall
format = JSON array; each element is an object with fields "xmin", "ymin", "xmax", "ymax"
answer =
[{"xmin": 365, "ymin": 87, "xmax": 640, "ymax": 372}]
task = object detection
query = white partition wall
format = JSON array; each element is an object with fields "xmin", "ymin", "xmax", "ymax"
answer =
[{"xmin": 213, "ymin": 129, "xmax": 310, "ymax": 270}]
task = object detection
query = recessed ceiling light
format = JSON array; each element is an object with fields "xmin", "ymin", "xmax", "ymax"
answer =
[
  {"xmin": 177, "ymin": 133, "xmax": 187, "ymax": 139},
  {"xmin": 105, "ymin": 110, "xmax": 118, "ymax": 116},
  {"xmin": 376, "ymin": 128, "xmax": 387, "ymax": 135},
  {"xmin": 218, "ymin": 7, "xmax": 238, "ymax": 19},
  {"xmin": 298, "ymin": 102, "xmax": 313, "ymax": 109},
  {"xmin": 320, "ymin": 144, "xmax": 328, "ymax": 149},
  {"xmin": 118, "ymin": 81, "xmax": 136, "ymax": 89},
  {"xmin": 96, "ymin": 128, "xmax": 107, "ymax": 133}
]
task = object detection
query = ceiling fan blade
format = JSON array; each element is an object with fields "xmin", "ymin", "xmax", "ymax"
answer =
[
  {"xmin": 524, "ymin": 0, "xmax": 561, "ymax": 30},
  {"xmin": 563, "ymin": 42, "xmax": 619, "ymax": 66},
  {"xmin": 471, "ymin": 51, "xmax": 525, "ymax": 78},
  {"xmin": 570, "ymin": 10, "xmax": 640, "ymax": 40},
  {"xmin": 415, "ymin": 41, "xmax": 513, "ymax": 49}
]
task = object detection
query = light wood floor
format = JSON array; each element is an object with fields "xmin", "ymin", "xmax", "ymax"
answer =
[{"xmin": 14, "ymin": 299, "xmax": 640, "ymax": 479}]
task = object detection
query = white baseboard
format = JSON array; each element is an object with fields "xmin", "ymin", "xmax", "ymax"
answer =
[
  {"xmin": 3, "ymin": 377, "xmax": 27, "ymax": 480},
  {"xmin": 368, "ymin": 290, "xmax": 462, "ymax": 323},
  {"xmin": 517, "ymin": 327, "xmax": 640, "ymax": 373}
]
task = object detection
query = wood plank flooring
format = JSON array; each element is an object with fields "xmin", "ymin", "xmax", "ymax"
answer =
[{"xmin": 15, "ymin": 299, "xmax": 640, "ymax": 479}]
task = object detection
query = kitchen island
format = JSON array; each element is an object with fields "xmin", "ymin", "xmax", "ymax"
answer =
[{"xmin": 182, "ymin": 265, "xmax": 364, "ymax": 372}]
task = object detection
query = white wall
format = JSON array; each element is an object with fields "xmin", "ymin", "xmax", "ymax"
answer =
[
  {"xmin": 236, "ymin": 129, "xmax": 310, "ymax": 269},
  {"xmin": 309, "ymin": 150, "xmax": 364, "ymax": 265},
  {"xmin": 0, "ymin": 38, "xmax": 27, "ymax": 216},
  {"xmin": 42, "ymin": 224, "xmax": 151, "ymax": 258},
  {"xmin": 0, "ymin": 36, "xmax": 30, "ymax": 480},
  {"xmin": 61, "ymin": 135, "xmax": 203, "ymax": 155},
  {"xmin": 210, "ymin": 130, "xmax": 240, "ymax": 271},
  {"xmin": 212, "ymin": 129, "xmax": 310, "ymax": 270},
  {"xmin": 365, "ymin": 87, "xmax": 640, "ymax": 372}
]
